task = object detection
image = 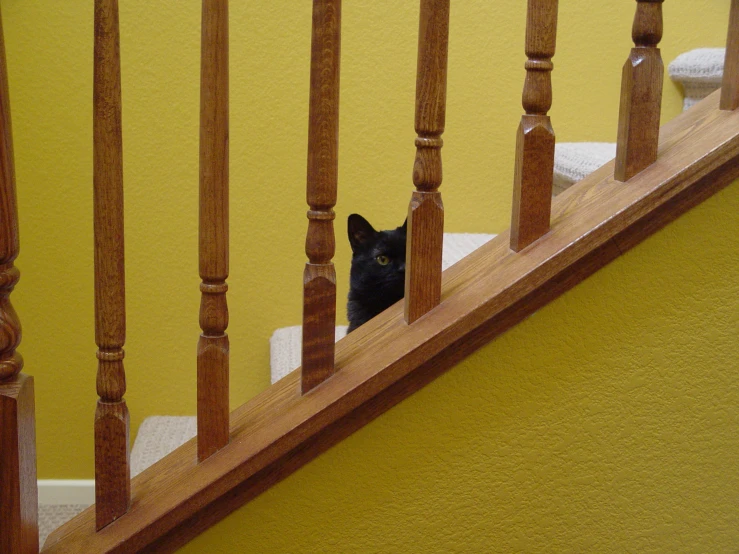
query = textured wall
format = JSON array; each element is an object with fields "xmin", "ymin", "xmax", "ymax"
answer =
[
  {"xmin": 180, "ymin": 182, "xmax": 739, "ymax": 553},
  {"xmin": 1, "ymin": 1, "xmax": 730, "ymax": 478}
]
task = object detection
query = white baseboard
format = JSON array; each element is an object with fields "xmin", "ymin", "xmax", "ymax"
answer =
[{"xmin": 37, "ymin": 480, "xmax": 95, "ymax": 505}]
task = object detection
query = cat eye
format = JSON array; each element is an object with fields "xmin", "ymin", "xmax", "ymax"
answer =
[{"xmin": 376, "ymin": 255, "xmax": 390, "ymax": 266}]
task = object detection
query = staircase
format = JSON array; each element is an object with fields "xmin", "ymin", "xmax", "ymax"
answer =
[
  {"xmin": 107, "ymin": 45, "xmax": 731, "ymax": 519},
  {"xmin": 38, "ymin": 87, "xmax": 739, "ymax": 552},
  {"xmin": 2, "ymin": 0, "xmax": 739, "ymax": 552}
]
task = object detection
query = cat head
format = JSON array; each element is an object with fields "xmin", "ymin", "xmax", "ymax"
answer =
[{"xmin": 347, "ymin": 214, "xmax": 407, "ymax": 299}]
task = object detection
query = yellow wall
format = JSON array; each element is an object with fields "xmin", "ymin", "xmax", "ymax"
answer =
[
  {"xmin": 1, "ymin": 1, "xmax": 730, "ymax": 479},
  {"xmin": 180, "ymin": 180, "xmax": 739, "ymax": 552}
]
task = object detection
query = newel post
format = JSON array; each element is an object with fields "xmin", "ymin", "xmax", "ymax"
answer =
[{"xmin": 0, "ymin": 5, "xmax": 39, "ymax": 553}]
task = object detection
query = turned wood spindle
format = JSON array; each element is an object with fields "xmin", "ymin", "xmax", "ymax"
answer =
[
  {"xmin": 405, "ymin": 0, "xmax": 450, "ymax": 324},
  {"xmin": 720, "ymin": 0, "xmax": 739, "ymax": 110},
  {"xmin": 615, "ymin": 0, "xmax": 664, "ymax": 182},
  {"xmin": 510, "ymin": 0, "xmax": 559, "ymax": 252},
  {"xmin": 0, "ymin": 6, "xmax": 21, "ymax": 384},
  {"xmin": 302, "ymin": 0, "xmax": 341, "ymax": 394},
  {"xmin": 0, "ymin": 5, "xmax": 39, "ymax": 552},
  {"xmin": 198, "ymin": 0, "xmax": 230, "ymax": 461},
  {"xmin": 93, "ymin": 0, "xmax": 130, "ymax": 530}
]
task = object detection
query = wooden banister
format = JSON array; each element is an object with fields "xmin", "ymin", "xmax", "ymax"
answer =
[
  {"xmin": 405, "ymin": 0, "xmax": 450, "ymax": 324},
  {"xmin": 615, "ymin": 0, "xmax": 664, "ymax": 182},
  {"xmin": 42, "ymin": 90, "xmax": 739, "ymax": 554},
  {"xmin": 93, "ymin": 0, "xmax": 130, "ymax": 530},
  {"xmin": 302, "ymin": 0, "xmax": 341, "ymax": 394},
  {"xmin": 198, "ymin": 0, "xmax": 230, "ymax": 461},
  {"xmin": 0, "ymin": 6, "xmax": 38, "ymax": 552},
  {"xmin": 720, "ymin": 0, "xmax": 739, "ymax": 110},
  {"xmin": 510, "ymin": 0, "xmax": 559, "ymax": 252}
]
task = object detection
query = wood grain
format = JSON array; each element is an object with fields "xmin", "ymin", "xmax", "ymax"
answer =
[
  {"xmin": 720, "ymin": 0, "xmax": 739, "ymax": 110},
  {"xmin": 0, "ymin": 3, "xmax": 22, "ymax": 382},
  {"xmin": 405, "ymin": 0, "xmax": 449, "ymax": 324},
  {"xmin": 198, "ymin": 0, "xmax": 230, "ymax": 462},
  {"xmin": 510, "ymin": 0, "xmax": 558, "ymax": 252},
  {"xmin": 42, "ymin": 90, "xmax": 739, "ymax": 554},
  {"xmin": 93, "ymin": 0, "xmax": 130, "ymax": 530},
  {"xmin": 0, "ymin": 10, "xmax": 37, "ymax": 551},
  {"xmin": 614, "ymin": 0, "xmax": 664, "ymax": 182},
  {"xmin": 0, "ymin": 375, "xmax": 38, "ymax": 554},
  {"xmin": 302, "ymin": 0, "xmax": 341, "ymax": 393}
]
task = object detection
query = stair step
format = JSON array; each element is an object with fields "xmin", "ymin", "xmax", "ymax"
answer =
[
  {"xmin": 39, "ymin": 504, "xmax": 89, "ymax": 548},
  {"xmin": 553, "ymin": 142, "xmax": 617, "ymax": 194},
  {"xmin": 131, "ymin": 416, "xmax": 197, "ymax": 477},
  {"xmin": 668, "ymin": 48, "xmax": 725, "ymax": 110}
]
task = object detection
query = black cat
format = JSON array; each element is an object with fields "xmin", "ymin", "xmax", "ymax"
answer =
[{"xmin": 347, "ymin": 214, "xmax": 407, "ymax": 333}]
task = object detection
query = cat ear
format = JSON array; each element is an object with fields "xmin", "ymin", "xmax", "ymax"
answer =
[
  {"xmin": 348, "ymin": 214, "xmax": 377, "ymax": 250},
  {"xmin": 401, "ymin": 218, "xmax": 407, "ymax": 231}
]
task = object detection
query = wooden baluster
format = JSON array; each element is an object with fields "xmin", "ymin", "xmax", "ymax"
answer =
[
  {"xmin": 405, "ymin": 0, "xmax": 450, "ymax": 323},
  {"xmin": 302, "ymin": 0, "xmax": 341, "ymax": 394},
  {"xmin": 0, "ymin": 6, "xmax": 39, "ymax": 552},
  {"xmin": 615, "ymin": 0, "xmax": 664, "ymax": 182},
  {"xmin": 510, "ymin": 0, "xmax": 559, "ymax": 252},
  {"xmin": 93, "ymin": 0, "xmax": 130, "ymax": 530},
  {"xmin": 720, "ymin": 0, "xmax": 739, "ymax": 110},
  {"xmin": 0, "ymin": 0, "xmax": 21, "ymax": 385},
  {"xmin": 198, "ymin": 0, "xmax": 230, "ymax": 460}
]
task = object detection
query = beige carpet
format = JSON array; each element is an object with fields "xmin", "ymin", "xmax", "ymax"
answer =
[{"xmin": 39, "ymin": 503, "xmax": 89, "ymax": 547}]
